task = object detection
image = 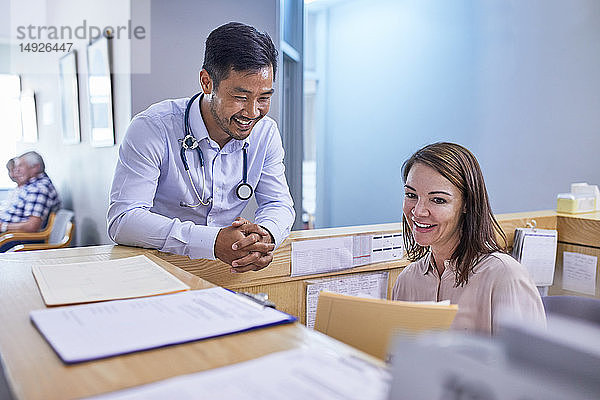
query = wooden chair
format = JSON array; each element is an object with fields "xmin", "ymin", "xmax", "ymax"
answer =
[{"xmin": 0, "ymin": 210, "xmax": 75, "ymax": 252}]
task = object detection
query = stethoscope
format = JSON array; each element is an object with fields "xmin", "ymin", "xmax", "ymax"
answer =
[{"xmin": 179, "ymin": 92, "xmax": 253, "ymax": 208}]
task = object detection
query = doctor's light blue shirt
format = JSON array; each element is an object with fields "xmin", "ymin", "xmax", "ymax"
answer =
[{"xmin": 107, "ymin": 96, "xmax": 295, "ymax": 260}]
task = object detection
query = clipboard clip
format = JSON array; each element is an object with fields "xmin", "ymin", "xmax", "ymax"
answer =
[
  {"xmin": 525, "ymin": 219, "xmax": 537, "ymax": 231},
  {"xmin": 236, "ymin": 291, "xmax": 276, "ymax": 308}
]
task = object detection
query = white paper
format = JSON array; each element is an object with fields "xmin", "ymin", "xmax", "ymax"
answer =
[
  {"xmin": 352, "ymin": 234, "xmax": 372, "ymax": 266},
  {"xmin": 292, "ymin": 232, "xmax": 402, "ymax": 275},
  {"xmin": 86, "ymin": 348, "xmax": 391, "ymax": 400},
  {"xmin": 519, "ymin": 231, "xmax": 557, "ymax": 286},
  {"xmin": 291, "ymin": 236, "xmax": 353, "ymax": 276},
  {"xmin": 413, "ymin": 300, "xmax": 451, "ymax": 306},
  {"xmin": 306, "ymin": 272, "xmax": 389, "ymax": 329},
  {"xmin": 371, "ymin": 233, "xmax": 403, "ymax": 264},
  {"xmin": 32, "ymin": 255, "xmax": 190, "ymax": 305},
  {"xmin": 30, "ymin": 287, "xmax": 295, "ymax": 363},
  {"xmin": 562, "ymin": 251, "xmax": 597, "ymax": 296}
]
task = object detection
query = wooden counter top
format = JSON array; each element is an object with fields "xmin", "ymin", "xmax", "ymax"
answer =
[{"xmin": 0, "ymin": 245, "xmax": 381, "ymax": 400}]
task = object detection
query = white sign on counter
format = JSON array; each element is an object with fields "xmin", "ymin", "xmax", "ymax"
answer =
[
  {"xmin": 292, "ymin": 232, "xmax": 402, "ymax": 277},
  {"xmin": 291, "ymin": 237, "xmax": 353, "ymax": 276}
]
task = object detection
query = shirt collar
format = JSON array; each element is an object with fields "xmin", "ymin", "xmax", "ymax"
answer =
[
  {"xmin": 419, "ymin": 252, "xmax": 434, "ymax": 275},
  {"xmin": 189, "ymin": 93, "xmax": 250, "ymax": 154},
  {"xmin": 26, "ymin": 172, "xmax": 46, "ymax": 185}
]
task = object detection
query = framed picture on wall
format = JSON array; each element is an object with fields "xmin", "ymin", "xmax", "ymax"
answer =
[
  {"xmin": 59, "ymin": 51, "xmax": 81, "ymax": 144},
  {"xmin": 86, "ymin": 36, "xmax": 115, "ymax": 147},
  {"xmin": 20, "ymin": 89, "xmax": 38, "ymax": 143}
]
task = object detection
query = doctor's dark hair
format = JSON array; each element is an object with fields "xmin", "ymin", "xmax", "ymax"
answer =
[
  {"xmin": 401, "ymin": 142, "xmax": 507, "ymax": 287},
  {"xmin": 203, "ymin": 22, "xmax": 278, "ymax": 89}
]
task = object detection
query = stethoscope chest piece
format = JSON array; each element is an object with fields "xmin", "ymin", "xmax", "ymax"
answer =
[
  {"xmin": 181, "ymin": 134, "xmax": 199, "ymax": 150},
  {"xmin": 236, "ymin": 183, "xmax": 253, "ymax": 201}
]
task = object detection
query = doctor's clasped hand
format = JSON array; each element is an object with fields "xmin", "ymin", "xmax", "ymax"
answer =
[{"xmin": 217, "ymin": 217, "xmax": 275, "ymax": 272}]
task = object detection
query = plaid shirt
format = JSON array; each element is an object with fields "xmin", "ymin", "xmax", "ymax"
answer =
[{"xmin": 0, "ymin": 173, "xmax": 61, "ymax": 225}]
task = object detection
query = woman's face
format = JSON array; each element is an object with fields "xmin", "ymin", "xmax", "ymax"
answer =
[{"xmin": 403, "ymin": 162, "xmax": 464, "ymax": 256}]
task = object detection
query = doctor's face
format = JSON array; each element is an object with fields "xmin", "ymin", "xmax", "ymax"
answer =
[{"xmin": 207, "ymin": 66, "xmax": 274, "ymax": 143}]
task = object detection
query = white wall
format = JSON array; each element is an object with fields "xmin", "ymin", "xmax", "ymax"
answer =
[
  {"xmin": 8, "ymin": 0, "xmax": 132, "ymax": 245},
  {"xmin": 316, "ymin": 0, "xmax": 600, "ymax": 228},
  {"xmin": 130, "ymin": 0, "xmax": 280, "ymax": 120}
]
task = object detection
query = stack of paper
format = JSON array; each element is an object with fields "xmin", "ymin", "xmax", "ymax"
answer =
[{"xmin": 32, "ymin": 255, "xmax": 191, "ymax": 306}]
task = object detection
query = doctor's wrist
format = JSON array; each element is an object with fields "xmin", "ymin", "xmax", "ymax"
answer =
[{"xmin": 259, "ymin": 225, "xmax": 274, "ymax": 244}]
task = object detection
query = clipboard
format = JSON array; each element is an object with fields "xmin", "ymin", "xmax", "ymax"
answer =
[
  {"xmin": 512, "ymin": 219, "xmax": 558, "ymax": 287},
  {"xmin": 30, "ymin": 287, "xmax": 296, "ymax": 364}
]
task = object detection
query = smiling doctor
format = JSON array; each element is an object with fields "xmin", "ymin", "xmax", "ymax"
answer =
[
  {"xmin": 392, "ymin": 142, "xmax": 545, "ymax": 335},
  {"xmin": 107, "ymin": 22, "xmax": 295, "ymax": 272}
]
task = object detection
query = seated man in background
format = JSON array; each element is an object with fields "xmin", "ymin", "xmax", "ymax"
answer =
[{"xmin": 0, "ymin": 151, "xmax": 61, "ymax": 235}]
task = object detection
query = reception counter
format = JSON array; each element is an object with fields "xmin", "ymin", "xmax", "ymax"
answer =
[
  {"xmin": 1, "ymin": 209, "xmax": 598, "ymax": 398},
  {"xmin": 153, "ymin": 210, "xmax": 564, "ymax": 324}
]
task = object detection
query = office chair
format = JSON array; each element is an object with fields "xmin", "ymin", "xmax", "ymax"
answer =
[
  {"xmin": 541, "ymin": 295, "xmax": 600, "ymax": 325},
  {"xmin": 0, "ymin": 209, "xmax": 74, "ymax": 252}
]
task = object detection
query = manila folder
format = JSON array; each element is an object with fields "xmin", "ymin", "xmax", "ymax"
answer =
[{"xmin": 314, "ymin": 291, "xmax": 457, "ymax": 359}]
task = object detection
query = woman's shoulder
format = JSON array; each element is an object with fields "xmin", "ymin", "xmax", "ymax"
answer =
[
  {"xmin": 481, "ymin": 251, "xmax": 517, "ymax": 265},
  {"xmin": 477, "ymin": 252, "xmax": 530, "ymax": 280}
]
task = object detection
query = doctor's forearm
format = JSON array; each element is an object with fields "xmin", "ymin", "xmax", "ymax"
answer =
[
  {"xmin": 109, "ymin": 207, "xmax": 220, "ymax": 260},
  {"xmin": 108, "ymin": 208, "xmax": 171, "ymax": 250}
]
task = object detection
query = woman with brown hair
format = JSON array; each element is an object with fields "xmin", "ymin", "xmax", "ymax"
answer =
[{"xmin": 392, "ymin": 142, "xmax": 545, "ymax": 334}]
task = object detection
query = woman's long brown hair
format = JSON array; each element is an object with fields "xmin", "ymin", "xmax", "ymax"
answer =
[{"xmin": 402, "ymin": 142, "xmax": 507, "ymax": 287}]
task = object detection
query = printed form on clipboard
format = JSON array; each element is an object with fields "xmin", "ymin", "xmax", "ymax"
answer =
[
  {"xmin": 512, "ymin": 227, "xmax": 558, "ymax": 286},
  {"xmin": 30, "ymin": 287, "xmax": 296, "ymax": 364}
]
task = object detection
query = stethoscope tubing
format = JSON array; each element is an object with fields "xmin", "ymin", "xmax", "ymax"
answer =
[{"xmin": 180, "ymin": 92, "xmax": 253, "ymax": 207}]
